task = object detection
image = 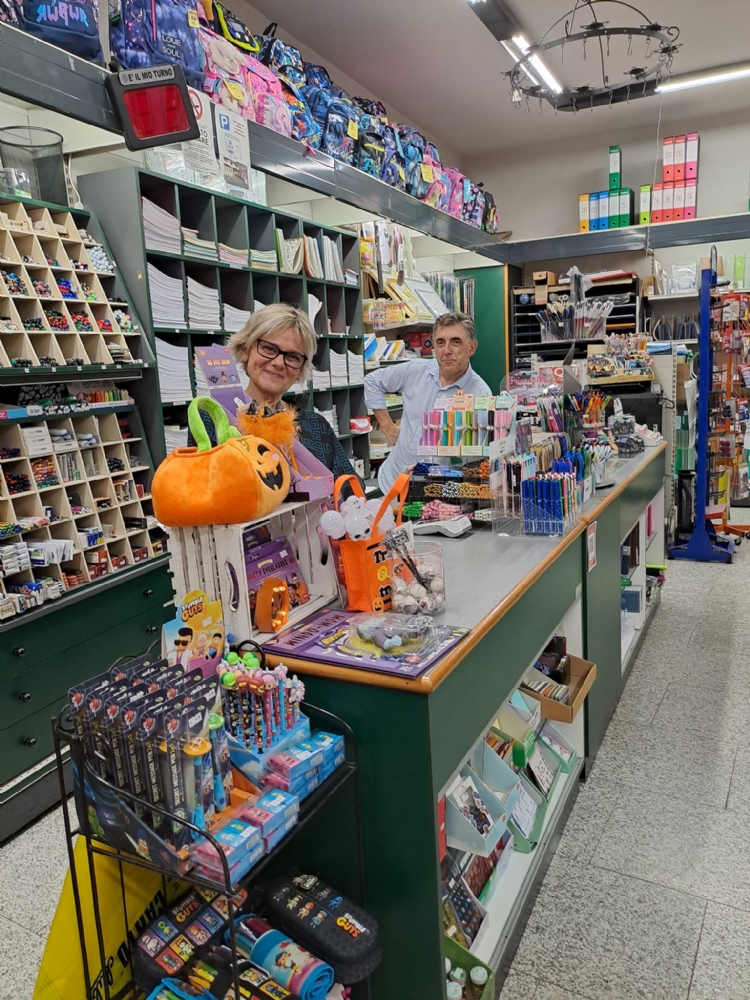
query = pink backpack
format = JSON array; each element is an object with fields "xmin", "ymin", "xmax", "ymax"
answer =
[
  {"xmin": 443, "ymin": 167, "xmax": 468, "ymax": 220},
  {"xmin": 422, "ymin": 158, "xmax": 451, "ymax": 213},
  {"xmin": 200, "ymin": 28, "xmax": 256, "ymax": 120},
  {"xmin": 245, "ymin": 54, "xmax": 292, "ymax": 136}
]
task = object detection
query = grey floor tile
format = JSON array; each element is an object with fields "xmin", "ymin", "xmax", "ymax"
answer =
[
  {"xmin": 0, "ymin": 913, "xmax": 46, "ymax": 1000},
  {"xmin": 0, "ymin": 806, "xmax": 70, "ymax": 935},
  {"xmin": 611, "ymin": 672, "xmax": 670, "ymax": 727},
  {"xmin": 592, "ymin": 789, "xmax": 750, "ymax": 911},
  {"xmin": 650, "ymin": 680, "xmax": 750, "ymax": 741},
  {"xmin": 512, "ymin": 864, "xmax": 706, "ymax": 1000},
  {"xmin": 553, "ymin": 777, "xmax": 622, "ymax": 865},
  {"xmin": 585, "ymin": 717, "xmax": 736, "ymax": 805},
  {"xmin": 534, "ymin": 983, "xmax": 597, "ymax": 1000},
  {"xmin": 724, "ymin": 743, "xmax": 750, "ymax": 812},
  {"xmin": 500, "ymin": 970, "xmax": 539, "ymax": 999},
  {"xmin": 689, "ymin": 902, "xmax": 750, "ymax": 999}
]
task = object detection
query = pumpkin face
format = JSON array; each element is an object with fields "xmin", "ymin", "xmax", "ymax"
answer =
[{"xmin": 237, "ymin": 436, "xmax": 290, "ymax": 498}]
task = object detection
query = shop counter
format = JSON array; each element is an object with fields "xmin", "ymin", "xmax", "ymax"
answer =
[{"xmin": 263, "ymin": 443, "xmax": 667, "ymax": 1000}]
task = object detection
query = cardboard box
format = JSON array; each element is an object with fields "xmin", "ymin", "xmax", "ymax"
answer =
[
  {"xmin": 521, "ymin": 654, "xmax": 597, "ymax": 724},
  {"xmin": 676, "ymin": 362, "xmax": 691, "ymax": 403},
  {"xmin": 609, "ymin": 145, "xmax": 621, "ymax": 190},
  {"xmin": 578, "ymin": 193, "xmax": 590, "ymax": 232},
  {"xmin": 639, "ymin": 184, "xmax": 651, "ymax": 225},
  {"xmin": 533, "ymin": 271, "xmax": 556, "ymax": 306}
]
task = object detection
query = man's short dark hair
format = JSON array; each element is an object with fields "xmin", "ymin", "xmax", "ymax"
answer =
[{"xmin": 433, "ymin": 312, "xmax": 476, "ymax": 343}]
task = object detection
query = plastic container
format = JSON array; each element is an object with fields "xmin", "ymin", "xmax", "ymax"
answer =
[
  {"xmin": 392, "ymin": 538, "xmax": 445, "ymax": 615},
  {"xmin": 0, "ymin": 127, "xmax": 67, "ymax": 206}
]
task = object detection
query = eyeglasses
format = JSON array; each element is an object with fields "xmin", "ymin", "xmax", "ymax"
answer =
[
  {"xmin": 174, "ymin": 638, "xmax": 190, "ymax": 647},
  {"xmin": 255, "ymin": 338, "xmax": 307, "ymax": 371}
]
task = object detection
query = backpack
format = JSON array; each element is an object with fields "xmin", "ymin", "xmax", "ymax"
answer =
[
  {"xmin": 356, "ymin": 129, "xmax": 386, "ymax": 178},
  {"xmin": 395, "ymin": 124, "xmax": 426, "ymax": 171},
  {"xmin": 405, "ymin": 159, "xmax": 430, "ymax": 200},
  {"xmin": 110, "ymin": 0, "xmax": 204, "ymax": 86},
  {"xmin": 210, "ymin": 0, "xmax": 259, "ymax": 53},
  {"xmin": 8, "ymin": 0, "xmax": 102, "ymax": 61},
  {"xmin": 422, "ymin": 159, "xmax": 451, "ymax": 213},
  {"xmin": 442, "ymin": 167, "xmax": 468, "ymax": 220},
  {"xmin": 352, "ymin": 96, "xmax": 387, "ymax": 119},
  {"xmin": 281, "ymin": 83, "xmax": 320, "ymax": 145},
  {"xmin": 244, "ymin": 54, "xmax": 292, "ymax": 137},
  {"xmin": 255, "ymin": 22, "xmax": 305, "ymax": 87},
  {"xmin": 462, "ymin": 182, "xmax": 485, "ymax": 228},
  {"xmin": 319, "ymin": 97, "xmax": 360, "ymax": 164},
  {"xmin": 480, "ymin": 186, "xmax": 500, "ymax": 233},
  {"xmin": 303, "ymin": 62, "xmax": 346, "ymax": 98},
  {"xmin": 200, "ymin": 27, "xmax": 255, "ymax": 120},
  {"xmin": 379, "ymin": 125, "xmax": 406, "ymax": 191}
]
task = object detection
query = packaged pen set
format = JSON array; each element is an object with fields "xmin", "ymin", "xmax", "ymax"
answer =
[
  {"xmin": 417, "ymin": 392, "xmax": 514, "ymax": 458},
  {"xmin": 68, "ymin": 653, "xmax": 237, "ymax": 863}
]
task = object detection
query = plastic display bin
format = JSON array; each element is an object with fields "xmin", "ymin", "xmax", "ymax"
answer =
[
  {"xmin": 538, "ymin": 721, "xmax": 578, "ymax": 773},
  {"xmin": 507, "ymin": 772, "xmax": 547, "ymax": 853},
  {"xmin": 443, "ymin": 935, "xmax": 495, "ymax": 1000},
  {"xmin": 469, "ymin": 739, "xmax": 522, "ymax": 815},
  {"xmin": 445, "ymin": 766, "xmax": 513, "ymax": 857}
]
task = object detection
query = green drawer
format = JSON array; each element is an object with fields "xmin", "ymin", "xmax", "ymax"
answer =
[
  {"xmin": 1, "ymin": 604, "xmax": 173, "ymax": 731},
  {"xmin": 0, "ymin": 704, "xmax": 60, "ymax": 787},
  {"xmin": 0, "ymin": 562, "xmax": 172, "ymax": 673}
]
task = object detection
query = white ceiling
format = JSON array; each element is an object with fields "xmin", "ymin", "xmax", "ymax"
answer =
[{"xmin": 249, "ymin": 0, "xmax": 750, "ymax": 158}]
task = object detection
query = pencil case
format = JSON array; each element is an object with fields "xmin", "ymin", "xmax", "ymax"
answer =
[{"xmin": 266, "ymin": 875, "xmax": 381, "ymax": 985}]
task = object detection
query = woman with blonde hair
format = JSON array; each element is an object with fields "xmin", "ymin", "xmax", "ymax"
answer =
[{"xmin": 224, "ymin": 303, "xmax": 361, "ymax": 483}]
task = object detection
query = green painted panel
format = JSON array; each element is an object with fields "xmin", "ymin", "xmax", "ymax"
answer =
[
  {"xmin": 294, "ymin": 675, "xmax": 444, "ymax": 1000},
  {"xmin": 582, "ymin": 501, "xmax": 622, "ymax": 758},
  {"xmin": 620, "ymin": 453, "xmax": 666, "ymax": 542},
  {"xmin": 455, "ymin": 265, "xmax": 506, "ymax": 391},
  {"xmin": 428, "ymin": 537, "xmax": 583, "ymax": 793}
]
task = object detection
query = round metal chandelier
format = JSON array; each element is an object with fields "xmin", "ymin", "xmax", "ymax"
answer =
[{"xmin": 507, "ymin": 0, "xmax": 681, "ymax": 112}]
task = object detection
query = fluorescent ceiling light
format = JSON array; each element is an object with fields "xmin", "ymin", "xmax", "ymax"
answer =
[
  {"xmin": 501, "ymin": 39, "xmax": 541, "ymax": 86},
  {"xmin": 511, "ymin": 34, "xmax": 563, "ymax": 95},
  {"xmin": 656, "ymin": 63, "xmax": 750, "ymax": 93}
]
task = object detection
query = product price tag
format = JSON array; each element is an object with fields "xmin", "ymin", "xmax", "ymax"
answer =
[
  {"xmin": 420, "ymin": 162, "xmax": 434, "ymax": 184},
  {"xmin": 347, "ymin": 119, "xmax": 359, "ymax": 140},
  {"xmin": 225, "ymin": 81, "xmax": 245, "ymax": 101},
  {"xmin": 187, "ymin": 8, "xmax": 199, "ymax": 26}
]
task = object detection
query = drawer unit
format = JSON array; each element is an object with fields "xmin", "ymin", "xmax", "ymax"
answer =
[
  {"xmin": 0, "ymin": 606, "xmax": 172, "ymax": 730},
  {"xmin": 0, "ymin": 562, "xmax": 171, "ymax": 674},
  {"xmin": 0, "ymin": 704, "xmax": 60, "ymax": 788}
]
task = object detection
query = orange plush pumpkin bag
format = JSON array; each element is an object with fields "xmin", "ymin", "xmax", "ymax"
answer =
[{"xmin": 152, "ymin": 396, "xmax": 291, "ymax": 527}]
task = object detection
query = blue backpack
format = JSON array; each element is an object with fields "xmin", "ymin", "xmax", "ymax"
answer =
[
  {"xmin": 6, "ymin": 0, "xmax": 102, "ymax": 61},
  {"xmin": 319, "ymin": 97, "xmax": 360, "ymax": 164},
  {"xmin": 255, "ymin": 23, "xmax": 305, "ymax": 87},
  {"xmin": 110, "ymin": 0, "xmax": 205, "ymax": 87},
  {"xmin": 379, "ymin": 125, "xmax": 406, "ymax": 191}
]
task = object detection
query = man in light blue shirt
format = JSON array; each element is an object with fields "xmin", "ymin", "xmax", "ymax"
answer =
[{"xmin": 365, "ymin": 312, "xmax": 492, "ymax": 493}]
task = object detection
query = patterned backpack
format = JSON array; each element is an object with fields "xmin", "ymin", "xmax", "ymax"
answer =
[
  {"xmin": 210, "ymin": 0, "xmax": 259, "ymax": 54},
  {"xmin": 200, "ymin": 27, "xmax": 255, "ymax": 120},
  {"xmin": 244, "ymin": 54, "xmax": 291, "ymax": 137},
  {"xmin": 319, "ymin": 97, "xmax": 360, "ymax": 163},
  {"xmin": 281, "ymin": 82, "xmax": 320, "ymax": 145},
  {"xmin": 480, "ymin": 186, "xmax": 500, "ymax": 233},
  {"xmin": 422, "ymin": 159, "xmax": 451, "ymax": 213},
  {"xmin": 255, "ymin": 23, "xmax": 305, "ymax": 87},
  {"xmin": 5, "ymin": 0, "xmax": 102, "ymax": 61},
  {"xmin": 356, "ymin": 129, "xmax": 386, "ymax": 178},
  {"xmin": 110, "ymin": 0, "xmax": 204, "ymax": 86},
  {"xmin": 352, "ymin": 96, "xmax": 387, "ymax": 119},
  {"xmin": 462, "ymin": 182, "xmax": 486, "ymax": 228},
  {"xmin": 379, "ymin": 125, "xmax": 406, "ymax": 191},
  {"xmin": 442, "ymin": 167, "xmax": 469, "ymax": 220}
]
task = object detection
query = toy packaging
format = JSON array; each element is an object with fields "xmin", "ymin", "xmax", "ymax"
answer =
[
  {"xmin": 264, "ymin": 608, "xmax": 469, "ymax": 679},
  {"xmin": 244, "ymin": 535, "xmax": 311, "ymax": 624},
  {"xmin": 163, "ymin": 589, "xmax": 225, "ymax": 674}
]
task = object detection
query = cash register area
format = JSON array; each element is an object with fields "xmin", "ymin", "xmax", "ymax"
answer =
[{"xmin": 0, "ymin": 535, "xmax": 747, "ymax": 1000}]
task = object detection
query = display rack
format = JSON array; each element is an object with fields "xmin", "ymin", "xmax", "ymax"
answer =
[
  {"xmin": 79, "ymin": 168, "xmax": 371, "ymax": 475},
  {"xmin": 510, "ymin": 273, "xmax": 639, "ymax": 369},
  {"xmin": 52, "ymin": 700, "xmax": 363, "ymax": 1000}
]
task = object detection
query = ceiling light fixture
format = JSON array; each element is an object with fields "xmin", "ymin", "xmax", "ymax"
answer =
[
  {"xmin": 656, "ymin": 63, "xmax": 750, "ymax": 93},
  {"xmin": 499, "ymin": 0, "xmax": 681, "ymax": 113}
]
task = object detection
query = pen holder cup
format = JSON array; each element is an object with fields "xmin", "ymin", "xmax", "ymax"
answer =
[{"xmin": 392, "ymin": 539, "xmax": 445, "ymax": 616}]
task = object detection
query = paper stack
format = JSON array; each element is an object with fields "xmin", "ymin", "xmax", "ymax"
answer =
[
  {"xmin": 182, "ymin": 227, "xmax": 217, "ymax": 261},
  {"xmin": 347, "ymin": 350, "xmax": 365, "ymax": 385},
  {"xmin": 219, "ymin": 243, "xmax": 249, "ymax": 267},
  {"xmin": 223, "ymin": 303, "xmax": 252, "ymax": 333},
  {"xmin": 142, "ymin": 198, "xmax": 181, "ymax": 254},
  {"xmin": 164, "ymin": 423, "xmax": 189, "ymax": 454},
  {"xmin": 287, "ymin": 378, "xmax": 308, "ymax": 394},
  {"xmin": 148, "ymin": 264, "xmax": 186, "ymax": 329},
  {"xmin": 155, "ymin": 338, "xmax": 192, "ymax": 403},
  {"xmin": 343, "ymin": 268, "xmax": 358, "ymax": 287},
  {"xmin": 308, "ymin": 293, "xmax": 323, "ymax": 327},
  {"xmin": 303, "ymin": 236, "xmax": 324, "ymax": 279},
  {"xmin": 312, "ymin": 366, "xmax": 330, "ymax": 391},
  {"xmin": 316, "ymin": 406, "xmax": 338, "ymax": 434},
  {"xmin": 330, "ymin": 350, "xmax": 348, "ymax": 387},
  {"xmin": 250, "ymin": 248, "xmax": 278, "ymax": 272},
  {"xmin": 187, "ymin": 276, "xmax": 221, "ymax": 330},
  {"xmin": 322, "ymin": 235, "xmax": 344, "ymax": 282},
  {"xmin": 275, "ymin": 229, "xmax": 304, "ymax": 274}
]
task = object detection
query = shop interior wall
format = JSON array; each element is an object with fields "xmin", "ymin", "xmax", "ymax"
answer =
[{"xmin": 465, "ymin": 106, "xmax": 750, "ymax": 242}]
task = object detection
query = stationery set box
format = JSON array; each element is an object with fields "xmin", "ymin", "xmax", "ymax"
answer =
[
  {"xmin": 244, "ymin": 528, "xmax": 311, "ymax": 622},
  {"xmin": 263, "ymin": 608, "xmax": 469, "ymax": 679},
  {"xmin": 242, "ymin": 788, "xmax": 299, "ymax": 839}
]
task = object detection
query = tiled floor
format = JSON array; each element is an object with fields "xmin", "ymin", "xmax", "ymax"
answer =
[
  {"xmin": 3, "ymin": 546, "xmax": 750, "ymax": 1000},
  {"xmin": 501, "ymin": 545, "xmax": 750, "ymax": 1000}
]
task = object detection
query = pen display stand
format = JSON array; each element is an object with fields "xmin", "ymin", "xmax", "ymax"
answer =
[
  {"xmin": 167, "ymin": 498, "xmax": 338, "ymax": 643},
  {"xmin": 490, "ymin": 476, "xmax": 581, "ymax": 538}
]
